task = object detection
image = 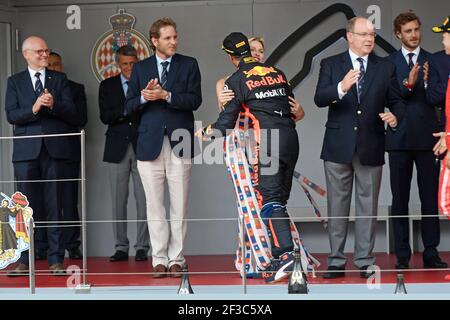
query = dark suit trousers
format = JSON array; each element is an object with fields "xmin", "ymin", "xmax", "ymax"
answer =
[
  {"xmin": 34, "ymin": 161, "xmax": 81, "ymax": 251},
  {"xmin": 15, "ymin": 144, "xmax": 65, "ymax": 265},
  {"xmin": 389, "ymin": 150, "xmax": 440, "ymax": 261},
  {"xmin": 61, "ymin": 160, "xmax": 81, "ymax": 250}
]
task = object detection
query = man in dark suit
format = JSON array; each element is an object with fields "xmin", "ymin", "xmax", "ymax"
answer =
[
  {"xmin": 43, "ymin": 51, "xmax": 87, "ymax": 260},
  {"xmin": 126, "ymin": 17, "xmax": 202, "ymax": 278},
  {"xmin": 314, "ymin": 17, "xmax": 405, "ymax": 279},
  {"xmin": 99, "ymin": 45, "xmax": 149, "ymax": 262},
  {"xmin": 386, "ymin": 12, "xmax": 447, "ymax": 270},
  {"xmin": 5, "ymin": 36, "xmax": 79, "ymax": 276}
]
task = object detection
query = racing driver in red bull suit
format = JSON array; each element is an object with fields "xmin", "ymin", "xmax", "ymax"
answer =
[{"xmin": 198, "ymin": 32, "xmax": 307, "ymax": 282}]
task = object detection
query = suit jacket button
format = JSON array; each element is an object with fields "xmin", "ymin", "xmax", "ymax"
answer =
[
  {"xmin": 129, "ymin": 122, "xmax": 132, "ymax": 126},
  {"xmin": 354, "ymin": 126, "xmax": 358, "ymax": 131},
  {"xmin": 357, "ymin": 110, "xmax": 362, "ymax": 115}
]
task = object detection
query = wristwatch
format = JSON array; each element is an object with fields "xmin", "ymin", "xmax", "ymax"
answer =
[{"xmin": 402, "ymin": 78, "xmax": 413, "ymax": 90}]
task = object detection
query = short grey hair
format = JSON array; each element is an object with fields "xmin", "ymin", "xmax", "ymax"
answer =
[{"xmin": 115, "ymin": 45, "xmax": 138, "ymax": 63}]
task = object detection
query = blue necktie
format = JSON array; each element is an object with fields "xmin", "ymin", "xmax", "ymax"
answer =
[
  {"xmin": 160, "ymin": 61, "xmax": 169, "ymax": 89},
  {"xmin": 357, "ymin": 57, "xmax": 365, "ymax": 102},
  {"xmin": 34, "ymin": 72, "xmax": 43, "ymax": 96},
  {"xmin": 407, "ymin": 52, "xmax": 415, "ymax": 70}
]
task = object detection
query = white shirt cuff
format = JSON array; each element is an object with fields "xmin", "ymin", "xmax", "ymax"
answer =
[{"xmin": 337, "ymin": 82, "xmax": 347, "ymax": 100}]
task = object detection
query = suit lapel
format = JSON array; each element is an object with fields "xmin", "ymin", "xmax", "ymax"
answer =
[
  {"xmin": 340, "ymin": 52, "xmax": 358, "ymax": 100},
  {"xmin": 115, "ymin": 74, "xmax": 125, "ymax": 104},
  {"xmin": 164, "ymin": 54, "xmax": 179, "ymax": 90},
  {"xmin": 147, "ymin": 55, "xmax": 159, "ymax": 83},
  {"xmin": 359, "ymin": 54, "xmax": 378, "ymax": 102},
  {"xmin": 395, "ymin": 50, "xmax": 410, "ymax": 78},
  {"xmin": 45, "ymin": 69, "xmax": 54, "ymax": 92},
  {"xmin": 19, "ymin": 70, "xmax": 36, "ymax": 98}
]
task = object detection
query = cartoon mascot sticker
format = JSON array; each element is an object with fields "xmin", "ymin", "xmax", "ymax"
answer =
[{"xmin": 0, "ymin": 192, "xmax": 33, "ymax": 269}]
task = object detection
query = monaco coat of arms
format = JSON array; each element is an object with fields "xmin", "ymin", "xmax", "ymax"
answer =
[{"xmin": 91, "ymin": 9, "xmax": 152, "ymax": 82}]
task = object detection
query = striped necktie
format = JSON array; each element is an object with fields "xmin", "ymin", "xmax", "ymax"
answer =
[
  {"xmin": 34, "ymin": 72, "xmax": 43, "ymax": 96},
  {"xmin": 357, "ymin": 57, "xmax": 365, "ymax": 102},
  {"xmin": 160, "ymin": 61, "xmax": 169, "ymax": 89}
]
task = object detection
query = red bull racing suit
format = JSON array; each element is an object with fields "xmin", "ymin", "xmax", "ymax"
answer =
[{"xmin": 203, "ymin": 56, "xmax": 299, "ymax": 258}]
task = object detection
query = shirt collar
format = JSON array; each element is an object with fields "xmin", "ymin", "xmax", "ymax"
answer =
[
  {"xmin": 155, "ymin": 53, "xmax": 172, "ymax": 66},
  {"xmin": 120, "ymin": 73, "xmax": 129, "ymax": 85},
  {"xmin": 401, "ymin": 46, "xmax": 421, "ymax": 59},
  {"xmin": 28, "ymin": 66, "xmax": 46, "ymax": 79},
  {"xmin": 348, "ymin": 49, "xmax": 368, "ymax": 64}
]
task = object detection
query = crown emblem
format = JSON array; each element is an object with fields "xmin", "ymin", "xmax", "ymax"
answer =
[{"xmin": 109, "ymin": 9, "xmax": 135, "ymax": 30}]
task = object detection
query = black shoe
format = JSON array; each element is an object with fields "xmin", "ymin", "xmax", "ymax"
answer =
[
  {"xmin": 323, "ymin": 266, "xmax": 345, "ymax": 279},
  {"xmin": 68, "ymin": 248, "xmax": 83, "ymax": 260},
  {"xmin": 359, "ymin": 265, "xmax": 376, "ymax": 278},
  {"xmin": 424, "ymin": 257, "xmax": 448, "ymax": 269},
  {"xmin": 35, "ymin": 249, "xmax": 47, "ymax": 260},
  {"xmin": 109, "ymin": 250, "xmax": 128, "ymax": 262},
  {"xmin": 395, "ymin": 258, "xmax": 409, "ymax": 270},
  {"xmin": 135, "ymin": 249, "xmax": 148, "ymax": 261}
]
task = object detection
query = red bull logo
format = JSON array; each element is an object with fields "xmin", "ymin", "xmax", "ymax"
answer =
[
  {"xmin": 243, "ymin": 66, "xmax": 277, "ymax": 78},
  {"xmin": 245, "ymin": 74, "xmax": 287, "ymax": 90}
]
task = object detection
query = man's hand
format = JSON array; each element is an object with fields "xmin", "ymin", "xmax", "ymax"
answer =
[
  {"xmin": 194, "ymin": 127, "xmax": 210, "ymax": 141},
  {"xmin": 341, "ymin": 69, "xmax": 360, "ymax": 93},
  {"xmin": 32, "ymin": 89, "xmax": 54, "ymax": 113},
  {"xmin": 217, "ymin": 88, "xmax": 235, "ymax": 108},
  {"xmin": 407, "ymin": 63, "xmax": 421, "ymax": 88},
  {"xmin": 379, "ymin": 112, "xmax": 397, "ymax": 128},
  {"xmin": 423, "ymin": 61, "xmax": 429, "ymax": 83},
  {"xmin": 145, "ymin": 78, "xmax": 159, "ymax": 90},
  {"xmin": 141, "ymin": 82, "xmax": 168, "ymax": 102},
  {"xmin": 289, "ymin": 96, "xmax": 305, "ymax": 122},
  {"xmin": 41, "ymin": 89, "xmax": 54, "ymax": 108},
  {"xmin": 433, "ymin": 132, "xmax": 447, "ymax": 156}
]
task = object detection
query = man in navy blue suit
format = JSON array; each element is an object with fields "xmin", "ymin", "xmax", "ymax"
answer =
[
  {"xmin": 314, "ymin": 17, "xmax": 405, "ymax": 279},
  {"xmin": 386, "ymin": 12, "xmax": 447, "ymax": 270},
  {"xmin": 5, "ymin": 36, "xmax": 79, "ymax": 276},
  {"xmin": 126, "ymin": 18, "xmax": 202, "ymax": 278},
  {"xmin": 99, "ymin": 45, "xmax": 149, "ymax": 263},
  {"xmin": 45, "ymin": 51, "xmax": 87, "ymax": 261}
]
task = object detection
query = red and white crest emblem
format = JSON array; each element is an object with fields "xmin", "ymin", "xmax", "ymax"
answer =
[{"xmin": 91, "ymin": 9, "xmax": 152, "ymax": 82}]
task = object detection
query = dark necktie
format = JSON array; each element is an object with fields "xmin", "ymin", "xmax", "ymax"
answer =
[
  {"xmin": 34, "ymin": 72, "xmax": 43, "ymax": 96},
  {"xmin": 124, "ymin": 80, "xmax": 129, "ymax": 96},
  {"xmin": 160, "ymin": 61, "xmax": 169, "ymax": 89},
  {"xmin": 407, "ymin": 52, "xmax": 415, "ymax": 70},
  {"xmin": 357, "ymin": 57, "xmax": 365, "ymax": 102}
]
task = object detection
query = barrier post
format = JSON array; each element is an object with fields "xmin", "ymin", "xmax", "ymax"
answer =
[{"xmin": 76, "ymin": 130, "xmax": 90, "ymax": 293}]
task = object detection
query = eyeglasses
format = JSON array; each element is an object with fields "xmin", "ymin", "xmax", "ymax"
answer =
[
  {"xmin": 28, "ymin": 49, "xmax": 51, "ymax": 56},
  {"xmin": 350, "ymin": 32, "xmax": 377, "ymax": 38}
]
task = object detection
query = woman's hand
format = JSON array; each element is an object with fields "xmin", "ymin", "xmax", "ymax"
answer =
[{"xmin": 289, "ymin": 96, "xmax": 305, "ymax": 122}]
